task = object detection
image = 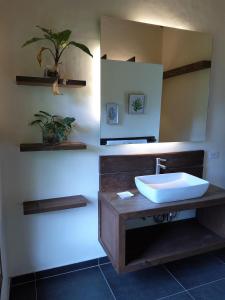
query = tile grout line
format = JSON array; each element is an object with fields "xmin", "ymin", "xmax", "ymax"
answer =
[
  {"xmin": 163, "ymin": 265, "xmax": 195, "ymax": 300},
  {"xmin": 181, "ymin": 253, "xmax": 225, "ymax": 293},
  {"xmin": 100, "ymin": 262, "xmax": 111, "ymax": 266},
  {"xmin": 156, "ymin": 290, "xmax": 191, "ymax": 300},
  {"xmin": 11, "ymin": 264, "xmax": 100, "ymax": 287},
  {"xmin": 162, "ymin": 260, "xmax": 225, "ymax": 298},
  {"xmin": 36, "ymin": 262, "xmax": 111, "ymax": 282},
  {"xmin": 187, "ymin": 274, "xmax": 225, "ymax": 292},
  {"xmin": 98, "ymin": 258, "xmax": 111, "ymax": 266},
  {"xmin": 212, "ymin": 253, "xmax": 225, "ymax": 265},
  {"xmin": 99, "ymin": 265, "xmax": 117, "ymax": 300},
  {"xmin": 11, "ymin": 260, "xmax": 111, "ymax": 287},
  {"xmin": 36, "ymin": 264, "xmax": 99, "ymax": 281},
  {"xmin": 11, "ymin": 279, "xmax": 36, "ymax": 288}
]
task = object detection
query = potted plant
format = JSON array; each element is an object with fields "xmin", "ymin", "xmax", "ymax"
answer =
[
  {"xmin": 30, "ymin": 111, "xmax": 75, "ymax": 144},
  {"xmin": 22, "ymin": 26, "xmax": 93, "ymax": 94}
]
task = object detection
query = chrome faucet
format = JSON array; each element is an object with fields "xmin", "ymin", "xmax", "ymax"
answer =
[{"xmin": 155, "ymin": 158, "xmax": 167, "ymax": 174}]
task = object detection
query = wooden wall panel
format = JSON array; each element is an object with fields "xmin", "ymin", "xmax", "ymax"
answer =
[
  {"xmin": 100, "ymin": 170, "xmax": 152, "ymax": 193},
  {"xmin": 99, "ymin": 150, "xmax": 204, "ymax": 192},
  {"xmin": 100, "ymin": 155, "xmax": 155, "ymax": 174}
]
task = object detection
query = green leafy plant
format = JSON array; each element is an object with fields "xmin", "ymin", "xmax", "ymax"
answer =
[
  {"xmin": 22, "ymin": 25, "xmax": 93, "ymax": 70},
  {"xmin": 22, "ymin": 26, "xmax": 93, "ymax": 95},
  {"xmin": 132, "ymin": 98, "xmax": 143, "ymax": 112},
  {"xmin": 30, "ymin": 111, "xmax": 75, "ymax": 144}
]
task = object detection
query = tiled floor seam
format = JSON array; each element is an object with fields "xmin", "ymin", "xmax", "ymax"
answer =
[
  {"xmin": 98, "ymin": 258, "xmax": 111, "ymax": 267},
  {"xmin": 36, "ymin": 264, "xmax": 99, "ymax": 281},
  {"xmin": 156, "ymin": 290, "xmax": 192, "ymax": 300},
  {"xmin": 99, "ymin": 265, "xmax": 117, "ymax": 300},
  {"xmin": 11, "ymin": 261, "xmax": 111, "ymax": 286},
  {"xmin": 212, "ymin": 253, "xmax": 225, "ymax": 265},
  {"xmin": 163, "ymin": 265, "xmax": 195, "ymax": 300},
  {"xmin": 164, "ymin": 262, "xmax": 225, "ymax": 298},
  {"xmin": 186, "ymin": 275, "xmax": 225, "ymax": 293},
  {"xmin": 11, "ymin": 279, "xmax": 36, "ymax": 288}
]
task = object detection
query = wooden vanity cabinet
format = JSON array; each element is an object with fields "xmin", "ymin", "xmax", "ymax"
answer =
[{"xmin": 99, "ymin": 185, "xmax": 225, "ymax": 273}]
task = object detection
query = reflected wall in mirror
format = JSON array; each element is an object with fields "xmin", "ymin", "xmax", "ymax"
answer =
[
  {"xmin": 100, "ymin": 16, "xmax": 213, "ymax": 145},
  {"xmin": 101, "ymin": 60, "xmax": 163, "ymax": 143}
]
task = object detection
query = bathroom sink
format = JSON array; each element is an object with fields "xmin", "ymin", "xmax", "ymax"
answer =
[{"xmin": 135, "ymin": 172, "xmax": 209, "ymax": 203}]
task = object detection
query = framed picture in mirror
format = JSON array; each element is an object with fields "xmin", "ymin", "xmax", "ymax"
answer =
[
  {"xmin": 128, "ymin": 94, "xmax": 145, "ymax": 114},
  {"xmin": 106, "ymin": 103, "xmax": 119, "ymax": 125}
]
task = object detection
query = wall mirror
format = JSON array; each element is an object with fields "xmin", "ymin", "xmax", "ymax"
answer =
[{"xmin": 100, "ymin": 16, "xmax": 213, "ymax": 145}]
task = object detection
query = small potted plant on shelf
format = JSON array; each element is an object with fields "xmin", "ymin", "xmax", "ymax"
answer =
[
  {"xmin": 22, "ymin": 26, "xmax": 93, "ymax": 95},
  {"xmin": 30, "ymin": 111, "xmax": 75, "ymax": 144}
]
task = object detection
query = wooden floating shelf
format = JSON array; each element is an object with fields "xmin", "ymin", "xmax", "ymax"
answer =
[
  {"xmin": 101, "ymin": 54, "xmax": 107, "ymax": 60},
  {"xmin": 16, "ymin": 76, "xmax": 86, "ymax": 88},
  {"xmin": 163, "ymin": 60, "xmax": 211, "ymax": 79},
  {"xmin": 20, "ymin": 142, "xmax": 87, "ymax": 152},
  {"xmin": 127, "ymin": 56, "xmax": 136, "ymax": 62},
  {"xmin": 23, "ymin": 195, "xmax": 88, "ymax": 215}
]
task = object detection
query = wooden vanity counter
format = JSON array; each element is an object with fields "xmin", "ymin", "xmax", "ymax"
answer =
[
  {"xmin": 99, "ymin": 184, "xmax": 225, "ymax": 273},
  {"xmin": 100, "ymin": 185, "xmax": 225, "ymax": 220}
]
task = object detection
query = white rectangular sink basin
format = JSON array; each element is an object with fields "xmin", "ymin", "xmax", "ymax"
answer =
[{"xmin": 135, "ymin": 172, "xmax": 209, "ymax": 203}]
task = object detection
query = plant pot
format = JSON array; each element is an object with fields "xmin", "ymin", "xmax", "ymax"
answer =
[
  {"xmin": 46, "ymin": 69, "xmax": 59, "ymax": 78},
  {"xmin": 44, "ymin": 64, "xmax": 60, "ymax": 78},
  {"xmin": 42, "ymin": 128, "xmax": 66, "ymax": 145}
]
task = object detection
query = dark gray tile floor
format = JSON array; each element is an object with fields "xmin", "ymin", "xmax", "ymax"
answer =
[
  {"xmin": 10, "ymin": 250, "xmax": 225, "ymax": 300},
  {"xmin": 10, "ymin": 282, "xmax": 36, "ymax": 300},
  {"xmin": 100, "ymin": 263, "xmax": 183, "ymax": 300}
]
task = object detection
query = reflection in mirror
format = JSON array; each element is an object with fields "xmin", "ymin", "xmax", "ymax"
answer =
[
  {"xmin": 100, "ymin": 16, "xmax": 213, "ymax": 145},
  {"xmin": 101, "ymin": 60, "xmax": 163, "ymax": 145}
]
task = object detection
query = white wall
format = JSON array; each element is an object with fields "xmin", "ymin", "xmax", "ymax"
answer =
[
  {"xmin": 0, "ymin": 155, "xmax": 9, "ymax": 300},
  {"xmin": 101, "ymin": 16, "xmax": 163, "ymax": 63},
  {"xmin": 0, "ymin": 11, "xmax": 11, "ymax": 299},
  {"xmin": 161, "ymin": 27, "xmax": 212, "ymax": 71},
  {"xmin": 1, "ymin": 0, "xmax": 225, "ymax": 278},
  {"xmin": 160, "ymin": 69, "xmax": 211, "ymax": 142},
  {"xmin": 101, "ymin": 60, "xmax": 163, "ymax": 140}
]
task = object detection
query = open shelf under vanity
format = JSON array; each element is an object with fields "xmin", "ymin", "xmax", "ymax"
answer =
[
  {"xmin": 99, "ymin": 184, "xmax": 225, "ymax": 273},
  {"xmin": 125, "ymin": 219, "xmax": 225, "ymax": 270}
]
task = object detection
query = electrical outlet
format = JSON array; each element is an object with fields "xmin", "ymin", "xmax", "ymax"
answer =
[{"xmin": 209, "ymin": 151, "xmax": 220, "ymax": 160}]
